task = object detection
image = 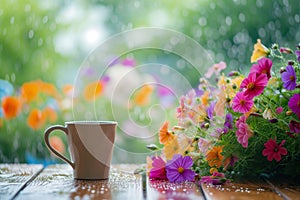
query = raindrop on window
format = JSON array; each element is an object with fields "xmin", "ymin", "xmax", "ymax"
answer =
[
  {"xmin": 24, "ymin": 4, "xmax": 31, "ymax": 12},
  {"xmin": 258, "ymin": 28, "xmax": 266, "ymax": 38},
  {"xmin": 295, "ymin": 14, "xmax": 300, "ymax": 23},
  {"xmin": 225, "ymin": 16, "xmax": 232, "ymax": 26},
  {"xmin": 198, "ymin": 17, "xmax": 207, "ymax": 26},
  {"xmin": 134, "ymin": 1, "xmax": 140, "ymax": 8},
  {"xmin": 256, "ymin": 0, "xmax": 264, "ymax": 8},
  {"xmin": 42, "ymin": 16, "xmax": 49, "ymax": 24},
  {"xmin": 10, "ymin": 16, "xmax": 15, "ymax": 24},
  {"xmin": 38, "ymin": 38, "xmax": 43, "ymax": 46},
  {"xmin": 28, "ymin": 30, "xmax": 34, "ymax": 39},
  {"xmin": 239, "ymin": 13, "xmax": 245, "ymax": 22}
]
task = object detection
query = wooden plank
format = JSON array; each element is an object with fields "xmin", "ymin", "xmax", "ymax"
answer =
[
  {"xmin": 201, "ymin": 181, "xmax": 284, "ymax": 200},
  {"xmin": 0, "ymin": 164, "xmax": 43, "ymax": 200},
  {"xmin": 266, "ymin": 179, "xmax": 300, "ymax": 200},
  {"xmin": 16, "ymin": 164, "xmax": 143, "ymax": 200},
  {"xmin": 147, "ymin": 178, "xmax": 204, "ymax": 199}
]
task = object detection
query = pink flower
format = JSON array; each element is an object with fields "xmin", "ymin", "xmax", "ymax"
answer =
[
  {"xmin": 198, "ymin": 138, "xmax": 211, "ymax": 154},
  {"xmin": 288, "ymin": 94, "xmax": 300, "ymax": 119},
  {"xmin": 250, "ymin": 58, "xmax": 273, "ymax": 80},
  {"xmin": 231, "ymin": 92, "xmax": 254, "ymax": 113},
  {"xmin": 262, "ymin": 138, "xmax": 288, "ymax": 162},
  {"xmin": 199, "ymin": 172, "xmax": 228, "ymax": 185},
  {"xmin": 205, "ymin": 61, "xmax": 226, "ymax": 78},
  {"xmin": 165, "ymin": 154, "xmax": 195, "ymax": 183},
  {"xmin": 240, "ymin": 72, "xmax": 268, "ymax": 99},
  {"xmin": 276, "ymin": 107, "xmax": 283, "ymax": 114},
  {"xmin": 149, "ymin": 156, "xmax": 167, "ymax": 180},
  {"xmin": 235, "ymin": 115, "xmax": 253, "ymax": 148}
]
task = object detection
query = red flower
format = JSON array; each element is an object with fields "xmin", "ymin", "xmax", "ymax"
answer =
[
  {"xmin": 240, "ymin": 72, "xmax": 268, "ymax": 99},
  {"xmin": 262, "ymin": 138, "xmax": 287, "ymax": 162}
]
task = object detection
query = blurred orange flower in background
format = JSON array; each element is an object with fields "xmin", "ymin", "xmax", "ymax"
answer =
[
  {"xmin": 21, "ymin": 81, "xmax": 40, "ymax": 103},
  {"xmin": 49, "ymin": 135, "xmax": 65, "ymax": 154},
  {"xmin": 27, "ymin": 108, "xmax": 47, "ymax": 130},
  {"xmin": 2, "ymin": 96, "xmax": 22, "ymax": 119},
  {"xmin": 84, "ymin": 81, "xmax": 104, "ymax": 101},
  {"xmin": 133, "ymin": 84, "xmax": 153, "ymax": 106}
]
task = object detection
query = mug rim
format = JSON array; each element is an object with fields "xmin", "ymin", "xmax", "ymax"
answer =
[{"xmin": 65, "ymin": 121, "xmax": 117, "ymax": 125}]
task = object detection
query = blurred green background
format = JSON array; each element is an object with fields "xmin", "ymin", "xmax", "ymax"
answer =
[{"xmin": 0, "ymin": 0, "xmax": 299, "ymax": 163}]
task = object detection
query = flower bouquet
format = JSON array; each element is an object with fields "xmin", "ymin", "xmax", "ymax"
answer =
[{"xmin": 146, "ymin": 39, "xmax": 300, "ymax": 184}]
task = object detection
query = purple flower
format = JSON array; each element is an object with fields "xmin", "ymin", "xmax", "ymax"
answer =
[
  {"xmin": 166, "ymin": 154, "xmax": 195, "ymax": 183},
  {"xmin": 222, "ymin": 114, "xmax": 233, "ymax": 134},
  {"xmin": 207, "ymin": 101, "xmax": 216, "ymax": 119},
  {"xmin": 281, "ymin": 65, "xmax": 297, "ymax": 90},
  {"xmin": 288, "ymin": 94, "xmax": 300, "ymax": 119},
  {"xmin": 296, "ymin": 50, "xmax": 300, "ymax": 62},
  {"xmin": 289, "ymin": 120, "xmax": 300, "ymax": 133},
  {"xmin": 149, "ymin": 156, "xmax": 167, "ymax": 180}
]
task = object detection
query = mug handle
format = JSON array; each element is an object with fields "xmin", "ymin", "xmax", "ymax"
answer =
[{"xmin": 44, "ymin": 125, "xmax": 75, "ymax": 169}]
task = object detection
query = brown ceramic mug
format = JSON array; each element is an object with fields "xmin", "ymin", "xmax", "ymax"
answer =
[{"xmin": 44, "ymin": 121, "xmax": 117, "ymax": 180}]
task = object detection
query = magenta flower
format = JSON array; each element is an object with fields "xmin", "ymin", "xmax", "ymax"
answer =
[
  {"xmin": 288, "ymin": 94, "xmax": 300, "ymax": 119},
  {"xmin": 240, "ymin": 72, "xmax": 268, "ymax": 99},
  {"xmin": 281, "ymin": 65, "xmax": 297, "ymax": 90},
  {"xmin": 235, "ymin": 115, "xmax": 253, "ymax": 148},
  {"xmin": 276, "ymin": 107, "xmax": 283, "ymax": 114},
  {"xmin": 149, "ymin": 156, "xmax": 167, "ymax": 180},
  {"xmin": 289, "ymin": 120, "xmax": 300, "ymax": 133},
  {"xmin": 165, "ymin": 154, "xmax": 195, "ymax": 183},
  {"xmin": 199, "ymin": 172, "xmax": 227, "ymax": 185},
  {"xmin": 262, "ymin": 138, "xmax": 287, "ymax": 162},
  {"xmin": 232, "ymin": 92, "xmax": 254, "ymax": 113},
  {"xmin": 250, "ymin": 58, "xmax": 273, "ymax": 79}
]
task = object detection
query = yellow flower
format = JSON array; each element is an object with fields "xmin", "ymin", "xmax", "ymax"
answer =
[
  {"xmin": 200, "ymin": 91, "xmax": 210, "ymax": 106},
  {"xmin": 251, "ymin": 39, "xmax": 270, "ymax": 63},
  {"xmin": 163, "ymin": 135, "xmax": 180, "ymax": 160}
]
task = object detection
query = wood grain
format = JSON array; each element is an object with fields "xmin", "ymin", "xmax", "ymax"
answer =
[
  {"xmin": 147, "ymin": 177, "xmax": 204, "ymax": 199},
  {"xmin": 16, "ymin": 164, "xmax": 143, "ymax": 200},
  {"xmin": 266, "ymin": 179, "xmax": 300, "ymax": 200},
  {"xmin": 201, "ymin": 181, "xmax": 284, "ymax": 200},
  {"xmin": 0, "ymin": 164, "xmax": 43, "ymax": 200}
]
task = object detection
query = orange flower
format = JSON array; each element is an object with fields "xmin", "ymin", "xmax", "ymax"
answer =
[
  {"xmin": 49, "ymin": 135, "xmax": 65, "ymax": 154},
  {"xmin": 163, "ymin": 135, "xmax": 180, "ymax": 160},
  {"xmin": 21, "ymin": 81, "xmax": 40, "ymax": 103},
  {"xmin": 40, "ymin": 81, "xmax": 59, "ymax": 99},
  {"xmin": 43, "ymin": 107, "xmax": 57, "ymax": 122},
  {"xmin": 84, "ymin": 81, "xmax": 104, "ymax": 101},
  {"xmin": 2, "ymin": 96, "xmax": 22, "ymax": 119},
  {"xmin": 251, "ymin": 39, "xmax": 270, "ymax": 63},
  {"xmin": 206, "ymin": 146, "xmax": 224, "ymax": 168},
  {"xmin": 133, "ymin": 84, "xmax": 153, "ymax": 106},
  {"xmin": 200, "ymin": 91, "xmax": 210, "ymax": 106},
  {"xmin": 62, "ymin": 84, "xmax": 74, "ymax": 96},
  {"xmin": 27, "ymin": 109, "xmax": 46, "ymax": 130},
  {"xmin": 159, "ymin": 121, "xmax": 175, "ymax": 144}
]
